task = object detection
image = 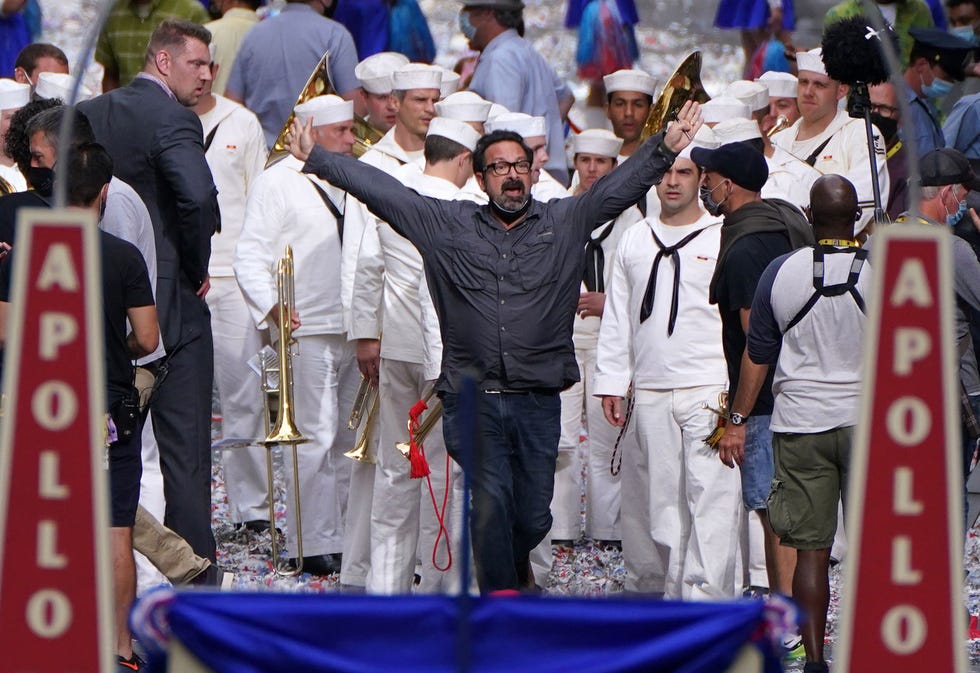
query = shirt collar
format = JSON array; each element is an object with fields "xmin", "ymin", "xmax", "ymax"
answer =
[
  {"xmin": 224, "ymin": 7, "xmax": 259, "ymax": 22},
  {"xmin": 128, "ymin": 0, "xmax": 161, "ymax": 16},
  {"xmin": 135, "ymin": 72, "xmax": 177, "ymax": 101},
  {"xmin": 281, "ymin": 3, "xmax": 320, "ymax": 15},
  {"xmin": 482, "ymin": 29, "xmax": 520, "ymax": 56}
]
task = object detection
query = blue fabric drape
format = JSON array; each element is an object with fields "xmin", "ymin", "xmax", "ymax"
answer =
[{"xmin": 137, "ymin": 591, "xmax": 785, "ymax": 673}]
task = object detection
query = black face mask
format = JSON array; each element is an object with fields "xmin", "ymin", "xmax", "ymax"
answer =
[
  {"xmin": 489, "ymin": 196, "xmax": 531, "ymax": 224},
  {"xmin": 26, "ymin": 166, "xmax": 54, "ymax": 196},
  {"xmin": 869, "ymin": 113, "xmax": 898, "ymax": 145}
]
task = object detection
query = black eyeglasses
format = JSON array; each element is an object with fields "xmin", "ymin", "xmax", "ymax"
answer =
[
  {"xmin": 869, "ymin": 103, "xmax": 899, "ymax": 119},
  {"xmin": 484, "ymin": 160, "xmax": 532, "ymax": 176}
]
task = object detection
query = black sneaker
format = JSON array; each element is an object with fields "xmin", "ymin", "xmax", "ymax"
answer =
[
  {"xmin": 290, "ymin": 553, "xmax": 342, "ymax": 576},
  {"xmin": 188, "ymin": 564, "xmax": 234, "ymax": 588},
  {"xmin": 235, "ymin": 519, "xmax": 272, "ymax": 534},
  {"xmin": 742, "ymin": 585, "xmax": 769, "ymax": 599},
  {"xmin": 117, "ymin": 654, "xmax": 144, "ymax": 672},
  {"xmin": 802, "ymin": 662, "xmax": 829, "ymax": 673}
]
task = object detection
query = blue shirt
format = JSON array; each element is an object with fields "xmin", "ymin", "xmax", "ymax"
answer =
[
  {"xmin": 468, "ymin": 30, "xmax": 571, "ymax": 183},
  {"xmin": 904, "ymin": 82, "xmax": 945, "ymax": 157},
  {"xmin": 225, "ymin": 3, "xmax": 359, "ymax": 147},
  {"xmin": 944, "ymin": 91, "xmax": 980, "ymax": 160}
]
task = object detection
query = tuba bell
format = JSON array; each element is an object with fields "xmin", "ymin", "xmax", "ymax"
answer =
[
  {"xmin": 266, "ymin": 52, "xmax": 384, "ymax": 169},
  {"xmin": 640, "ymin": 51, "xmax": 711, "ymax": 140}
]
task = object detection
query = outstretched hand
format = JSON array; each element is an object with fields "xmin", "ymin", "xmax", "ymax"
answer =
[
  {"xmin": 287, "ymin": 116, "xmax": 316, "ymax": 162},
  {"xmin": 663, "ymin": 101, "xmax": 703, "ymax": 154}
]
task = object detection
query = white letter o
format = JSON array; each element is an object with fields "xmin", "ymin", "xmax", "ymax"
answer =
[
  {"xmin": 881, "ymin": 604, "xmax": 927, "ymax": 655},
  {"xmin": 25, "ymin": 589, "xmax": 72, "ymax": 639},
  {"xmin": 31, "ymin": 381, "xmax": 77, "ymax": 431},
  {"xmin": 886, "ymin": 397, "xmax": 931, "ymax": 447}
]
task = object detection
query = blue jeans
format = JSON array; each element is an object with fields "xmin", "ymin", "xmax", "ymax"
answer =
[
  {"xmin": 740, "ymin": 414, "xmax": 774, "ymax": 511},
  {"xmin": 442, "ymin": 389, "xmax": 561, "ymax": 592}
]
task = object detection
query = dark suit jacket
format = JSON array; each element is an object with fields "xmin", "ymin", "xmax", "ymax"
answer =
[{"xmin": 79, "ymin": 76, "xmax": 218, "ymax": 348}]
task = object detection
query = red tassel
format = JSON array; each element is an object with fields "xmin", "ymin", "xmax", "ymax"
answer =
[
  {"xmin": 408, "ymin": 397, "xmax": 431, "ymax": 479},
  {"xmin": 409, "ymin": 438, "xmax": 430, "ymax": 478}
]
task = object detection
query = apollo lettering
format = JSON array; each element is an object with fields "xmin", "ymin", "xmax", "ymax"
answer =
[
  {"xmin": 24, "ymin": 242, "xmax": 80, "ymax": 640},
  {"xmin": 876, "ymin": 258, "xmax": 935, "ymax": 657}
]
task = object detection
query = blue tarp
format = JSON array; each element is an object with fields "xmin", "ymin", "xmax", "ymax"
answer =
[{"xmin": 134, "ymin": 590, "xmax": 787, "ymax": 673}]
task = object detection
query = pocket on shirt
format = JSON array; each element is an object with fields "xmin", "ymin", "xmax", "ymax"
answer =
[
  {"xmin": 449, "ymin": 246, "xmax": 491, "ymax": 290},
  {"xmin": 516, "ymin": 236, "xmax": 557, "ymax": 290}
]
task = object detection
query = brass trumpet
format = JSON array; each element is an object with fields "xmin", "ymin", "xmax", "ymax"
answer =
[
  {"xmin": 345, "ymin": 377, "xmax": 378, "ymax": 464},
  {"xmin": 396, "ymin": 386, "xmax": 442, "ymax": 461},
  {"xmin": 259, "ymin": 245, "xmax": 309, "ymax": 576},
  {"xmin": 641, "ymin": 51, "xmax": 711, "ymax": 140},
  {"xmin": 266, "ymin": 52, "xmax": 383, "ymax": 168}
]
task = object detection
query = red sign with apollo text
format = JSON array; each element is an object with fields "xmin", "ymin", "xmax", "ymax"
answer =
[
  {"xmin": 0, "ymin": 211, "xmax": 112, "ymax": 672},
  {"xmin": 836, "ymin": 225, "xmax": 965, "ymax": 673}
]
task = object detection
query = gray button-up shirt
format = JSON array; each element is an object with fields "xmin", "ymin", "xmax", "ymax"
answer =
[{"xmin": 303, "ymin": 135, "xmax": 678, "ymax": 393}]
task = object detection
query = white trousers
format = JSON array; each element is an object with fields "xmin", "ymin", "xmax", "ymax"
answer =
[
  {"xmin": 560, "ymin": 345, "xmax": 621, "ymax": 540},
  {"xmin": 635, "ymin": 386, "xmax": 742, "ymax": 599},
  {"xmin": 340, "ymin": 428, "xmax": 376, "ymax": 587},
  {"xmin": 367, "ymin": 358, "xmax": 459, "ymax": 594},
  {"xmin": 282, "ymin": 334, "xmax": 357, "ymax": 557},
  {"xmin": 207, "ymin": 276, "xmax": 269, "ymax": 523},
  {"xmin": 620, "ymin": 417, "xmax": 663, "ymax": 594}
]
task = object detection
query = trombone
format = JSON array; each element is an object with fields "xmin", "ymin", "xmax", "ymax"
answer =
[
  {"xmin": 345, "ymin": 376, "xmax": 379, "ymax": 463},
  {"xmin": 259, "ymin": 245, "xmax": 309, "ymax": 576},
  {"xmin": 266, "ymin": 52, "xmax": 383, "ymax": 168}
]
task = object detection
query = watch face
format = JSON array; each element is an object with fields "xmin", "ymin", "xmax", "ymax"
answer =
[{"xmin": 731, "ymin": 413, "xmax": 744, "ymax": 426}]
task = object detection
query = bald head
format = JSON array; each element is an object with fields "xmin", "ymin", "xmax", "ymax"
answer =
[{"xmin": 809, "ymin": 175, "xmax": 860, "ymax": 238}]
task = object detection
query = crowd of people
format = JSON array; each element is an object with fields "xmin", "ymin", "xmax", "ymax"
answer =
[{"xmin": 5, "ymin": 0, "xmax": 980, "ymax": 672}]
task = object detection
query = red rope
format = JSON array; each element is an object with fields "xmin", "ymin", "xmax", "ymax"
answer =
[
  {"xmin": 407, "ymin": 395, "xmax": 450, "ymax": 571},
  {"xmin": 408, "ymin": 398, "xmax": 431, "ymax": 478},
  {"xmin": 424, "ymin": 452, "xmax": 452, "ymax": 572}
]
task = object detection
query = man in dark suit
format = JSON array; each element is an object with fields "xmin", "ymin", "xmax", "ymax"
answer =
[{"xmin": 79, "ymin": 18, "xmax": 220, "ymax": 562}]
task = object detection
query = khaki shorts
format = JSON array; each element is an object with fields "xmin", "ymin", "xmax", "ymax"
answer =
[{"xmin": 766, "ymin": 426, "xmax": 853, "ymax": 550}]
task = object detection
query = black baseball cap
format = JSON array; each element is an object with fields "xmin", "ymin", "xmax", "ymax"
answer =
[
  {"xmin": 920, "ymin": 148, "xmax": 980, "ymax": 191},
  {"xmin": 690, "ymin": 142, "xmax": 769, "ymax": 192},
  {"xmin": 909, "ymin": 27, "xmax": 974, "ymax": 81}
]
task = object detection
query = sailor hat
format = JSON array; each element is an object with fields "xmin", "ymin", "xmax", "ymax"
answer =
[
  {"xmin": 427, "ymin": 116, "xmax": 481, "ymax": 152},
  {"xmin": 572, "ymin": 129, "xmax": 623, "ymax": 158},
  {"xmin": 294, "ymin": 94, "xmax": 354, "ymax": 126}
]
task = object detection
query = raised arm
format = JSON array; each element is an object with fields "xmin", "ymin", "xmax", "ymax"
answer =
[
  {"xmin": 565, "ymin": 101, "xmax": 702, "ymax": 234},
  {"xmin": 291, "ymin": 118, "xmax": 451, "ymax": 253}
]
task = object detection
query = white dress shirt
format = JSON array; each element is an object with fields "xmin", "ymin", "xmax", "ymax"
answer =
[
  {"xmin": 594, "ymin": 212, "xmax": 727, "ymax": 396},
  {"xmin": 234, "ymin": 155, "xmax": 345, "ymax": 335},
  {"xmin": 199, "ymin": 93, "xmax": 267, "ymax": 278},
  {"xmin": 772, "ymin": 109, "xmax": 889, "ymax": 232}
]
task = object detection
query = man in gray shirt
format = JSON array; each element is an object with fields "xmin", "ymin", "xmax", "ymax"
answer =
[
  {"xmin": 225, "ymin": 0, "xmax": 360, "ymax": 147},
  {"xmin": 289, "ymin": 102, "xmax": 702, "ymax": 592}
]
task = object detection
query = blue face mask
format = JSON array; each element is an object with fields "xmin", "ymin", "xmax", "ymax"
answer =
[
  {"xmin": 459, "ymin": 11, "xmax": 477, "ymax": 40},
  {"xmin": 922, "ymin": 74, "xmax": 955, "ymax": 99},
  {"xmin": 948, "ymin": 198, "xmax": 968, "ymax": 226},
  {"xmin": 951, "ymin": 25, "xmax": 978, "ymax": 45}
]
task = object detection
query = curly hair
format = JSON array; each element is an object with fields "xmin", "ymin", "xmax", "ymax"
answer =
[{"xmin": 5, "ymin": 97, "xmax": 63, "ymax": 175}]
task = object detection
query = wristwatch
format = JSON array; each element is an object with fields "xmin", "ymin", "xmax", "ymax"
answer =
[{"xmin": 730, "ymin": 412, "xmax": 747, "ymax": 426}]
